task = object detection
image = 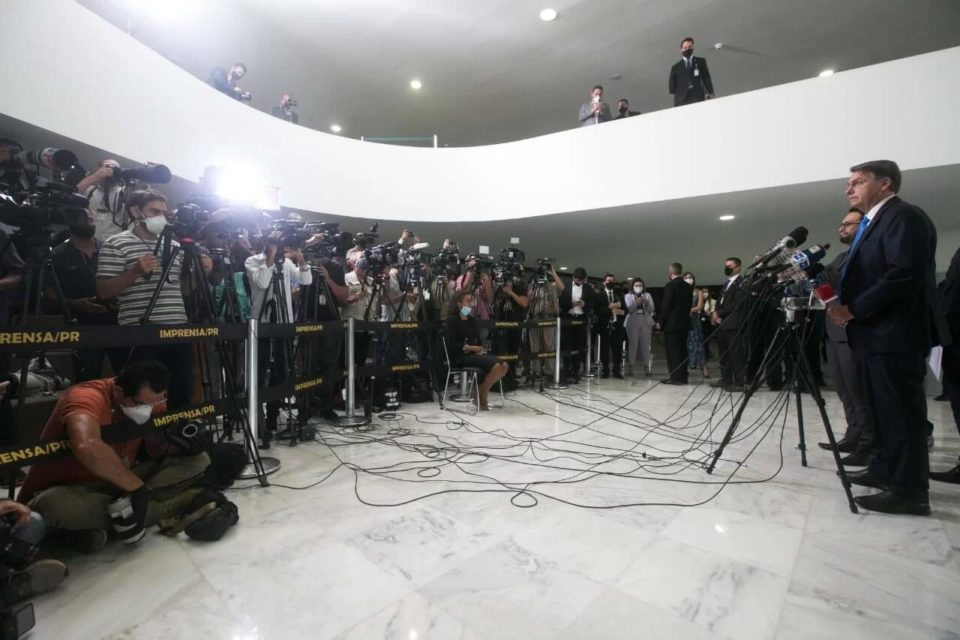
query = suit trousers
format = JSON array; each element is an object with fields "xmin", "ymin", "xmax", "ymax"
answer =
[
  {"xmin": 600, "ymin": 325, "xmax": 625, "ymax": 374},
  {"xmin": 941, "ymin": 341, "xmax": 960, "ymax": 439},
  {"xmin": 716, "ymin": 328, "xmax": 747, "ymax": 386},
  {"xmin": 824, "ymin": 337, "xmax": 874, "ymax": 449},
  {"xmin": 862, "ymin": 351, "xmax": 930, "ymax": 502},
  {"xmin": 563, "ymin": 321, "xmax": 587, "ymax": 378},
  {"xmin": 663, "ymin": 330, "xmax": 688, "ymax": 383}
]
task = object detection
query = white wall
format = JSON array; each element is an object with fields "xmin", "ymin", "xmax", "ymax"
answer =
[{"xmin": 2, "ymin": 0, "xmax": 959, "ymax": 222}]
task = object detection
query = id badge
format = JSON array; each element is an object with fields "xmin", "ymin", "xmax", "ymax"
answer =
[
  {"xmin": 423, "ymin": 290, "xmax": 431, "ymax": 301},
  {"xmin": 318, "ymin": 293, "xmax": 327, "ymax": 305},
  {"xmin": 693, "ymin": 68, "xmax": 700, "ymax": 77}
]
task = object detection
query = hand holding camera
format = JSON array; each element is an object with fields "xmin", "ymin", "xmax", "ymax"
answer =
[
  {"xmin": 107, "ymin": 485, "xmax": 149, "ymax": 545},
  {"xmin": 134, "ymin": 254, "xmax": 159, "ymax": 277}
]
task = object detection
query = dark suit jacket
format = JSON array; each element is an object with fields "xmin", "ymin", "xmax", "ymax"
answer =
[
  {"xmin": 559, "ymin": 281, "xmax": 599, "ymax": 317},
  {"xmin": 208, "ymin": 67, "xmax": 237, "ymax": 98},
  {"xmin": 595, "ymin": 287, "xmax": 627, "ymax": 330},
  {"xmin": 717, "ymin": 275, "xmax": 749, "ymax": 331},
  {"xmin": 271, "ymin": 106, "xmax": 299, "ymax": 124},
  {"xmin": 668, "ymin": 56, "xmax": 714, "ymax": 106},
  {"xmin": 659, "ymin": 277, "xmax": 693, "ymax": 332},
  {"xmin": 840, "ymin": 196, "xmax": 937, "ymax": 354}
]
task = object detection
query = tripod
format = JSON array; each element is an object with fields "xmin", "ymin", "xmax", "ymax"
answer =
[
  {"xmin": 139, "ymin": 228, "xmax": 276, "ymax": 483},
  {"xmin": 706, "ymin": 300, "xmax": 858, "ymax": 513}
]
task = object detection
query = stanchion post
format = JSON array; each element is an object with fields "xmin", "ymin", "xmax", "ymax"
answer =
[
  {"xmin": 239, "ymin": 318, "xmax": 280, "ymax": 480},
  {"xmin": 584, "ymin": 320, "xmax": 597, "ymax": 378},
  {"xmin": 546, "ymin": 317, "xmax": 568, "ymax": 390},
  {"xmin": 336, "ymin": 317, "xmax": 370, "ymax": 426}
]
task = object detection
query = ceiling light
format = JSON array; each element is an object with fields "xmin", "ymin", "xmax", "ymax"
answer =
[
  {"xmin": 818, "ymin": 69, "xmax": 835, "ymax": 78},
  {"xmin": 719, "ymin": 215, "xmax": 736, "ymax": 221},
  {"xmin": 559, "ymin": 266, "xmax": 568, "ymax": 271},
  {"xmin": 330, "ymin": 124, "xmax": 342, "ymax": 133},
  {"xmin": 410, "ymin": 79, "xmax": 422, "ymax": 90},
  {"xmin": 539, "ymin": 8, "xmax": 558, "ymax": 22}
]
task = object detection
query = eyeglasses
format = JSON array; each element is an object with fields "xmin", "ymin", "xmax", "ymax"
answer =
[{"xmin": 839, "ymin": 222, "xmax": 860, "ymax": 228}]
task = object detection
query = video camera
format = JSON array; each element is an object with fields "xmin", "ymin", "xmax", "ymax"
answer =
[
  {"xmin": 430, "ymin": 246, "xmax": 462, "ymax": 277},
  {"xmin": 465, "ymin": 253, "xmax": 495, "ymax": 272},
  {"xmin": 364, "ymin": 241, "xmax": 401, "ymax": 272},
  {"xmin": 302, "ymin": 221, "xmax": 353, "ymax": 260},
  {"xmin": 110, "ymin": 163, "xmax": 172, "ymax": 185},
  {"xmin": 0, "ymin": 183, "xmax": 88, "ymax": 230}
]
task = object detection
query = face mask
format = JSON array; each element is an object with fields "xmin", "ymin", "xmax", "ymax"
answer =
[
  {"xmin": 69, "ymin": 224, "xmax": 96, "ymax": 239},
  {"xmin": 633, "ymin": 286, "xmax": 643, "ymax": 294},
  {"xmin": 121, "ymin": 403, "xmax": 154, "ymax": 425},
  {"xmin": 619, "ymin": 106, "xmax": 628, "ymax": 114},
  {"xmin": 605, "ymin": 282, "xmax": 614, "ymax": 289},
  {"xmin": 684, "ymin": 278, "xmax": 694, "ymax": 285},
  {"xmin": 724, "ymin": 266, "xmax": 734, "ymax": 277},
  {"xmin": 682, "ymin": 49, "xmax": 694, "ymax": 58},
  {"xmin": 459, "ymin": 305, "xmax": 472, "ymax": 317},
  {"xmin": 592, "ymin": 95, "xmax": 600, "ymax": 103},
  {"xmin": 143, "ymin": 215, "xmax": 167, "ymax": 235}
]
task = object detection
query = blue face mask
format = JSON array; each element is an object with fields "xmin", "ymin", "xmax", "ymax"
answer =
[{"xmin": 459, "ymin": 305, "xmax": 472, "ymax": 317}]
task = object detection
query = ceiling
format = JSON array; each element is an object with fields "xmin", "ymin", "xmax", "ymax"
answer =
[{"xmin": 76, "ymin": 0, "xmax": 960, "ymax": 147}]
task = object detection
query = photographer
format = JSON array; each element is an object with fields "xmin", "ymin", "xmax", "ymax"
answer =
[
  {"xmin": 271, "ymin": 94, "xmax": 299, "ymax": 124},
  {"xmin": 446, "ymin": 290, "xmax": 509, "ymax": 411},
  {"xmin": 208, "ymin": 63, "xmax": 250, "ymax": 101},
  {"xmin": 96, "ymin": 189, "xmax": 207, "ymax": 409},
  {"xmin": 48, "ymin": 210, "xmax": 125, "ymax": 381},
  {"xmin": 490, "ymin": 268, "xmax": 528, "ymax": 387},
  {"xmin": 0, "ymin": 500, "xmax": 67, "ymax": 607},
  {"xmin": 525, "ymin": 262, "xmax": 565, "ymax": 378},
  {"xmin": 75, "ymin": 159, "xmax": 128, "ymax": 242},
  {"xmin": 0, "ymin": 138, "xmax": 27, "ymax": 194},
  {"xmin": 245, "ymin": 230, "xmax": 313, "ymax": 445},
  {"xmin": 18, "ymin": 361, "xmax": 210, "ymax": 553},
  {"xmin": 456, "ymin": 256, "xmax": 494, "ymax": 343}
]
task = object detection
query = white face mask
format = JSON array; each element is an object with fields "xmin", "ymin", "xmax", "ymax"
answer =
[
  {"xmin": 592, "ymin": 95, "xmax": 600, "ymax": 103},
  {"xmin": 143, "ymin": 215, "xmax": 168, "ymax": 235},
  {"xmin": 120, "ymin": 403, "xmax": 154, "ymax": 425},
  {"xmin": 684, "ymin": 278, "xmax": 694, "ymax": 285},
  {"xmin": 633, "ymin": 286, "xmax": 643, "ymax": 294}
]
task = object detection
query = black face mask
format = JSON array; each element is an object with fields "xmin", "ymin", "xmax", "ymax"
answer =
[
  {"xmin": 682, "ymin": 49, "xmax": 694, "ymax": 59},
  {"xmin": 619, "ymin": 106, "xmax": 628, "ymax": 114},
  {"xmin": 605, "ymin": 282, "xmax": 614, "ymax": 289},
  {"xmin": 70, "ymin": 224, "xmax": 96, "ymax": 240},
  {"xmin": 724, "ymin": 266, "xmax": 734, "ymax": 277}
]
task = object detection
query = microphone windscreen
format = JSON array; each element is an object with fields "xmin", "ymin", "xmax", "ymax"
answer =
[{"xmin": 789, "ymin": 226, "xmax": 809, "ymax": 245}]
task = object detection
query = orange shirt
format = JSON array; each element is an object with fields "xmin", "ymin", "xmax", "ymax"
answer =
[{"xmin": 18, "ymin": 378, "xmax": 163, "ymax": 503}]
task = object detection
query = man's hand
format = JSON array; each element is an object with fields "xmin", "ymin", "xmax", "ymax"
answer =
[
  {"xmin": 318, "ymin": 265, "xmax": 329, "ymax": 279},
  {"xmin": 655, "ymin": 323, "xmax": 662, "ymax": 331},
  {"xmin": 91, "ymin": 164, "xmax": 116, "ymax": 183},
  {"xmin": 109, "ymin": 485, "xmax": 149, "ymax": 545},
  {"xmin": 504, "ymin": 282, "xmax": 513, "ymax": 294},
  {"xmin": 287, "ymin": 248, "xmax": 306, "ymax": 266},
  {"xmin": 0, "ymin": 499, "xmax": 32, "ymax": 527},
  {"xmin": 827, "ymin": 305, "xmax": 855, "ymax": 327},
  {"xmin": 134, "ymin": 254, "xmax": 159, "ymax": 277},
  {"xmin": 75, "ymin": 297, "xmax": 109, "ymax": 315},
  {"xmin": 305, "ymin": 233, "xmax": 326, "ymax": 248},
  {"xmin": 711, "ymin": 311, "xmax": 720, "ymax": 325},
  {"xmin": 574, "ymin": 299, "xmax": 584, "ymax": 308}
]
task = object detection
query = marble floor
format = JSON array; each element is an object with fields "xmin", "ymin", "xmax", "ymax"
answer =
[{"xmin": 29, "ymin": 370, "xmax": 960, "ymax": 640}]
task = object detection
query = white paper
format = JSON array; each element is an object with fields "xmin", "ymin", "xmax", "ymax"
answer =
[{"xmin": 928, "ymin": 346, "xmax": 943, "ymax": 382}]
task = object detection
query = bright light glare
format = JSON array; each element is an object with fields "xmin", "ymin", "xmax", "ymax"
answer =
[
  {"xmin": 539, "ymin": 8, "xmax": 558, "ymax": 21},
  {"xmin": 330, "ymin": 124, "xmax": 342, "ymax": 133},
  {"xmin": 719, "ymin": 215, "xmax": 736, "ymax": 221},
  {"xmin": 410, "ymin": 79, "xmax": 423, "ymax": 90},
  {"xmin": 714, "ymin": 524, "xmax": 727, "ymax": 535},
  {"xmin": 818, "ymin": 69, "xmax": 835, "ymax": 78},
  {"xmin": 211, "ymin": 165, "xmax": 279, "ymax": 210}
]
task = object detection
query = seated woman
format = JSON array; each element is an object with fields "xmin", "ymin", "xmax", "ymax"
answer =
[{"xmin": 445, "ymin": 290, "xmax": 509, "ymax": 410}]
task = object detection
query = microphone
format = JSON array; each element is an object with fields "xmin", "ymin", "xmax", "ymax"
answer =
[
  {"xmin": 749, "ymin": 226, "xmax": 808, "ymax": 270},
  {"xmin": 410, "ymin": 242, "xmax": 430, "ymax": 252},
  {"xmin": 768, "ymin": 243, "xmax": 831, "ymax": 281}
]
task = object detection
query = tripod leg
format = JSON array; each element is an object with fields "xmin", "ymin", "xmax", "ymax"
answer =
[{"xmin": 796, "ymin": 347, "xmax": 859, "ymax": 514}]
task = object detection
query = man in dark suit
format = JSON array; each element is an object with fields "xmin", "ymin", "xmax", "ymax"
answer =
[
  {"xmin": 932, "ymin": 246, "xmax": 960, "ymax": 483},
  {"xmin": 559, "ymin": 267, "xmax": 599, "ymax": 379},
  {"xmin": 271, "ymin": 94, "xmax": 299, "ymax": 124},
  {"xmin": 595, "ymin": 273, "xmax": 627, "ymax": 379},
  {"xmin": 668, "ymin": 37, "xmax": 715, "ymax": 107},
  {"xmin": 818, "ymin": 208, "xmax": 875, "ymax": 465},
  {"xmin": 713, "ymin": 257, "xmax": 749, "ymax": 391},
  {"xmin": 578, "ymin": 85, "xmax": 612, "ymax": 127},
  {"xmin": 657, "ymin": 263, "xmax": 693, "ymax": 384},
  {"xmin": 614, "ymin": 99, "xmax": 641, "ymax": 119},
  {"xmin": 829, "ymin": 160, "xmax": 937, "ymax": 515}
]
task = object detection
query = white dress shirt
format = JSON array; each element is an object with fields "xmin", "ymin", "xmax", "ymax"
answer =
[
  {"xmin": 245, "ymin": 253, "xmax": 312, "ymax": 322},
  {"xmin": 570, "ymin": 282, "xmax": 584, "ymax": 315}
]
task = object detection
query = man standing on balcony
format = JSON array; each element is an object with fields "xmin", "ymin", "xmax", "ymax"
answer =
[{"xmin": 669, "ymin": 37, "xmax": 715, "ymax": 106}]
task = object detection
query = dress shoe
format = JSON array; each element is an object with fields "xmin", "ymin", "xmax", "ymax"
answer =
[
  {"xmin": 840, "ymin": 449, "xmax": 870, "ymax": 466},
  {"xmin": 723, "ymin": 384, "xmax": 745, "ymax": 393},
  {"xmin": 841, "ymin": 468, "xmax": 885, "ymax": 489},
  {"xmin": 930, "ymin": 463, "xmax": 960, "ymax": 484},
  {"xmin": 818, "ymin": 438, "xmax": 857, "ymax": 454},
  {"xmin": 768, "ymin": 384, "xmax": 784, "ymax": 392},
  {"xmin": 854, "ymin": 491, "xmax": 930, "ymax": 516},
  {"xmin": 660, "ymin": 379, "xmax": 685, "ymax": 386}
]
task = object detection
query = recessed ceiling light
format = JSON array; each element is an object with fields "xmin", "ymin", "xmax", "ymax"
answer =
[
  {"xmin": 818, "ymin": 69, "xmax": 835, "ymax": 78},
  {"xmin": 539, "ymin": 8, "xmax": 558, "ymax": 22},
  {"xmin": 719, "ymin": 215, "xmax": 735, "ymax": 221},
  {"xmin": 330, "ymin": 124, "xmax": 342, "ymax": 133},
  {"xmin": 410, "ymin": 79, "xmax": 422, "ymax": 90},
  {"xmin": 559, "ymin": 266, "xmax": 568, "ymax": 271}
]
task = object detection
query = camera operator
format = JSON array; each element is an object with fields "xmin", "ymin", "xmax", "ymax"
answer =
[
  {"xmin": 18, "ymin": 361, "xmax": 210, "ymax": 553},
  {"xmin": 456, "ymin": 256, "xmax": 494, "ymax": 343},
  {"xmin": 208, "ymin": 63, "xmax": 250, "ymax": 101},
  {"xmin": 560, "ymin": 267, "xmax": 597, "ymax": 380},
  {"xmin": 271, "ymin": 94, "xmax": 299, "ymax": 124},
  {"xmin": 48, "ymin": 210, "xmax": 125, "ymax": 381},
  {"xmin": 74, "ymin": 159, "xmax": 128, "ymax": 242},
  {"xmin": 0, "ymin": 499, "xmax": 67, "ymax": 607},
  {"xmin": 96, "ymin": 189, "xmax": 209, "ymax": 409},
  {"xmin": 245, "ymin": 230, "xmax": 313, "ymax": 444},
  {"xmin": 303, "ymin": 240, "xmax": 349, "ymax": 422},
  {"xmin": 0, "ymin": 138, "xmax": 27, "ymax": 195},
  {"xmin": 490, "ymin": 268, "xmax": 528, "ymax": 386}
]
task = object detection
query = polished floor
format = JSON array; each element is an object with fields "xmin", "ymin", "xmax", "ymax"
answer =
[{"xmin": 31, "ymin": 368, "xmax": 960, "ymax": 639}]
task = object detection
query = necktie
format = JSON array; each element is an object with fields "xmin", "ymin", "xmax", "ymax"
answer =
[
  {"xmin": 686, "ymin": 58, "xmax": 691, "ymax": 72},
  {"xmin": 850, "ymin": 216, "xmax": 870, "ymax": 250}
]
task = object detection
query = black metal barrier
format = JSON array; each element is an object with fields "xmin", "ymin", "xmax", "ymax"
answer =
[{"xmin": 0, "ymin": 317, "xmax": 592, "ymax": 469}]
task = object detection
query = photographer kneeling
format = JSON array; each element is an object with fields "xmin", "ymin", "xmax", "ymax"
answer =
[
  {"xmin": 445, "ymin": 291, "xmax": 508, "ymax": 411},
  {"xmin": 18, "ymin": 362, "xmax": 210, "ymax": 553}
]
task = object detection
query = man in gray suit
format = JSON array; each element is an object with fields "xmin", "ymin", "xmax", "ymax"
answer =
[
  {"xmin": 818, "ymin": 207, "xmax": 874, "ymax": 465},
  {"xmin": 578, "ymin": 85, "xmax": 612, "ymax": 127}
]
